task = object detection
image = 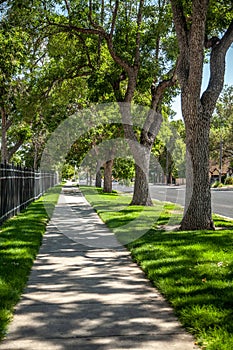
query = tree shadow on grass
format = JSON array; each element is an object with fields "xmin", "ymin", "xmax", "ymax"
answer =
[{"xmin": 126, "ymin": 225, "xmax": 233, "ymax": 345}]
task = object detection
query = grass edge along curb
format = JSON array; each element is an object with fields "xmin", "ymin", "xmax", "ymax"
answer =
[
  {"xmin": 0, "ymin": 184, "xmax": 62, "ymax": 341},
  {"xmin": 81, "ymin": 185, "xmax": 233, "ymax": 350}
]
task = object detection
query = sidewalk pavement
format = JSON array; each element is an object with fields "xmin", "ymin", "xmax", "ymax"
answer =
[{"xmin": 0, "ymin": 185, "xmax": 198, "ymax": 350}]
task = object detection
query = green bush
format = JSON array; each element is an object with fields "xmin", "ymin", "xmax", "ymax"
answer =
[
  {"xmin": 224, "ymin": 176, "xmax": 233, "ymax": 185},
  {"xmin": 212, "ymin": 180, "xmax": 223, "ymax": 188}
]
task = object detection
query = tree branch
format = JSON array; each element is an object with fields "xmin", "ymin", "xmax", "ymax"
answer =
[
  {"xmin": 188, "ymin": 0, "xmax": 208, "ymax": 92},
  {"xmin": 170, "ymin": 0, "xmax": 190, "ymax": 85},
  {"xmin": 47, "ymin": 20, "xmax": 103, "ymax": 36},
  {"xmin": 134, "ymin": 0, "xmax": 144, "ymax": 68},
  {"xmin": 221, "ymin": 18, "xmax": 233, "ymax": 52},
  {"xmin": 170, "ymin": 0, "xmax": 189, "ymax": 53},
  {"xmin": 201, "ymin": 19, "xmax": 233, "ymax": 113},
  {"xmin": 64, "ymin": 0, "xmax": 71, "ymax": 16},
  {"xmin": 43, "ymin": 65, "xmax": 94, "ymax": 98},
  {"xmin": 104, "ymin": 34, "xmax": 133, "ymax": 75},
  {"xmin": 88, "ymin": 0, "xmax": 107, "ymax": 34},
  {"xmin": 151, "ymin": 69, "xmax": 177, "ymax": 112},
  {"xmin": 110, "ymin": 71, "xmax": 127, "ymax": 102},
  {"xmin": 77, "ymin": 34, "xmax": 95, "ymax": 69},
  {"xmin": 110, "ymin": 0, "xmax": 119, "ymax": 39},
  {"xmin": 8, "ymin": 139, "xmax": 24, "ymax": 161},
  {"xmin": 140, "ymin": 61, "xmax": 178, "ymax": 147},
  {"xmin": 47, "ymin": 7, "xmax": 132, "ymax": 77}
]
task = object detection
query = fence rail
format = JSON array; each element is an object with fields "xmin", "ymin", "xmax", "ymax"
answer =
[{"xmin": 0, "ymin": 163, "xmax": 58, "ymax": 225}]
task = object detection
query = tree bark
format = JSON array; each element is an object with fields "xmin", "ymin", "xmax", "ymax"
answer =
[
  {"xmin": 95, "ymin": 167, "xmax": 102, "ymax": 188},
  {"xmin": 170, "ymin": 0, "xmax": 233, "ymax": 230},
  {"xmin": 8, "ymin": 139, "xmax": 24, "ymax": 162},
  {"xmin": 103, "ymin": 159, "xmax": 113, "ymax": 193},
  {"xmin": 181, "ymin": 114, "xmax": 213, "ymax": 230},
  {"xmin": 131, "ymin": 157, "xmax": 153, "ymax": 206}
]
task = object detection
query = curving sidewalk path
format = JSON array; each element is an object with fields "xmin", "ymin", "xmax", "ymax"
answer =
[{"xmin": 0, "ymin": 185, "xmax": 198, "ymax": 350}]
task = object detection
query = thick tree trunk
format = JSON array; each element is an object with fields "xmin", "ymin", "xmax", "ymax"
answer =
[
  {"xmin": 95, "ymin": 169, "xmax": 102, "ymax": 188},
  {"xmin": 131, "ymin": 164, "xmax": 153, "ymax": 206},
  {"xmin": 167, "ymin": 173, "xmax": 173, "ymax": 185},
  {"xmin": 131, "ymin": 147, "xmax": 153, "ymax": 206},
  {"xmin": 181, "ymin": 116, "xmax": 214, "ymax": 230},
  {"xmin": 103, "ymin": 159, "xmax": 113, "ymax": 193},
  {"xmin": 170, "ymin": 0, "xmax": 233, "ymax": 230},
  {"xmin": 119, "ymin": 103, "xmax": 159, "ymax": 206}
]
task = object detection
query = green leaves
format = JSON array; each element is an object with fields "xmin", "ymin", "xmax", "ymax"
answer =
[
  {"xmin": 0, "ymin": 25, "xmax": 28, "ymax": 85},
  {"xmin": 210, "ymin": 85, "xmax": 233, "ymax": 163}
]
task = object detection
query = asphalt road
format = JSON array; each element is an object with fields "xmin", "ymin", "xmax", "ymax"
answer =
[{"xmin": 113, "ymin": 184, "xmax": 233, "ymax": 220}]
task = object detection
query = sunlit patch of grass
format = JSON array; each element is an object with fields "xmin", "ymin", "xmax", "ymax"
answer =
[
  {"xmin": 81, "ymin": 186, "xmax": 233, "ymax": 350},
  {"xmin": 81, "ymin": 186, "xmax": 166, "ymax": 244},
  {"xmin": 0, "ymin": 185, "xmax": 61, "ymax": 340}
]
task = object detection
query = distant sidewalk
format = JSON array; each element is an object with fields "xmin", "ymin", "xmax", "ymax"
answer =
[
  {"xmin": 0, "ymin": 184, "xmax": 199, "ymax": 350},
  {"xmin": 211, "ymin": 186, "xmax": 233, "ymax": 191}
]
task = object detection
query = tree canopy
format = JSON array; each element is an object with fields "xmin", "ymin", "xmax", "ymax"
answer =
[{"xmin": 1, "ymin": 0, "xmax": 233, "ymax": 230}]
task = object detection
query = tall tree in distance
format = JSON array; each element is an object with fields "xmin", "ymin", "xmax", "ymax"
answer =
[
  {"xmin": 210, "ymin": 85, "xmax": 233, "ymax": 176},
  {"xmin": 170, "ymin": 0, "xmax": 233, "ymax": 230}
]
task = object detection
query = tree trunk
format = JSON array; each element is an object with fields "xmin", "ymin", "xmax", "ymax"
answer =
[
  {"xmin": 33, "ymin": 145, "xmax": 39, "ymax": 170},
  {"xmin": 180, "ymin": 115, "xmax": 214, "ymax": 230},
  {"xmin": 167, "ymin": 173, "xmax": 173, "ymax": 185},
  {"xmin": 89, "ymin": 173, "xmax": 93, "ymax": 186},
  {"xmin": 95, "ymin": 159, "xmax": 102, "ymax": 188},
  {"xmin": 95, "ymin": 169, "xmax": 102, "ymax": 188},
  {"xmin": 169, "ymin": 0, "xmax": 233, "ymax": 230},
  {"xmin": 103, "ymin": 159, "xmax": 113, "ymax": 193},
  {"xmin": 131, "ymin": 146, "xmax": 153, "ymax": 206},
  {"xmin": 131, "ymin": 164, "xmax": 153, "ymax": 206},
  {"xmin": 1, "ymin": 107, "xmax": 8, "ymax": 163}
]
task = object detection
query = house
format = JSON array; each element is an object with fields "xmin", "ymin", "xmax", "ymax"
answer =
[{"xmin": 209, "ymin": 159, "xmax": 233, "ymax": 183}]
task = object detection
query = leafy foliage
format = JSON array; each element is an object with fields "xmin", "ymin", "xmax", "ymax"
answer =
[
  {"xmin": 210, "ymin": 85, "xmax": 233, "ymax": 165},
  {"xmin": 112, "ymin": 157, "xmax": 135, "ymax": 182}
]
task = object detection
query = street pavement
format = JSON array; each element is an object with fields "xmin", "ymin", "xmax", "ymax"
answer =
[
  {"xmin": 113, "ymin": 183, "xmax": 233, "ymax": 219},
  {"xmin": 0, "ymin": 185, "xmax": 198, "ymax": 350}
]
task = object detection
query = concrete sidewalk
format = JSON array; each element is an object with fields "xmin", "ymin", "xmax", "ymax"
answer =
[{"xmin": 0, "ymin": 185, "xmax": 198, "ymax": 350}]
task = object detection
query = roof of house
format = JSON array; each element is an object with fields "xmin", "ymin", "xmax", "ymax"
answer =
[{"xmin": 209, "ymin": 159, "xmax": 231, "ymax": 175}]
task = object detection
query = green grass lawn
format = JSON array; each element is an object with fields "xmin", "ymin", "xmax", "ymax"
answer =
[
  {"xmin": 81, "ymin": 186, "xmax": 233, "ymax": 350},
  {"xmin": 0, "ymin": 185, "xmax": 61, "ymax": 340}
]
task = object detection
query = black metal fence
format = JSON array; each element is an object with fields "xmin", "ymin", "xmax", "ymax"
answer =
[{"xmin": 0, "ymin": 163, "xmax": 58, "ymax": 225}]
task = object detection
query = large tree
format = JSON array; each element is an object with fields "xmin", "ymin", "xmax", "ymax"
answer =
[
  {"xmin": 10, "ymin": 0, "xmax": 178, "ymax": 205},
  {"xmin": 170, "ymin": 0, "xmax": 233, "ymax": 230}
]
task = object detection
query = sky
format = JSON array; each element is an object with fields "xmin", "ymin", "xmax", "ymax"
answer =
[{"xmin": 171, "ymin": 44, "xmax": 233, "ymax": 120}]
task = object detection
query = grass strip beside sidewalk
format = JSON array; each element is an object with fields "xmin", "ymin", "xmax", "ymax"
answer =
[
  {"xmin": 81, "ymin": 186, "xmax": 233, "ymax": 350},
  {"xmin": 0, "ymin": 185, "xmax": 62, "ymax": 340}
]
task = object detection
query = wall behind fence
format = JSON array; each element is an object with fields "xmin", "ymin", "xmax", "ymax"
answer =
[{"xmin": 0, "ymin": 163, "xmax": 58, "ymax": 225}]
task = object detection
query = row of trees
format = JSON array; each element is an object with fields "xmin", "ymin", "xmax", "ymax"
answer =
[
  {"xmin": 1, "ymin": 1, "xmax": 233, "ymax": 230},
  {"xmin": 210, "ymin": 85, "xmax": 233, "ymax": 178},
  {"xmin": 63, "ymin": 117, "xmax": 186, "ymax": 190}
]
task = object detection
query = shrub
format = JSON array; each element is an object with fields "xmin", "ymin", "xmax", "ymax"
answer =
[
  {"xmin": 212, "ymin": 180, "xmax": 223, "ymax": 188},
  {"xmin": 224, "ymin": 176, "xmax": 233, "ymax": 185}
]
